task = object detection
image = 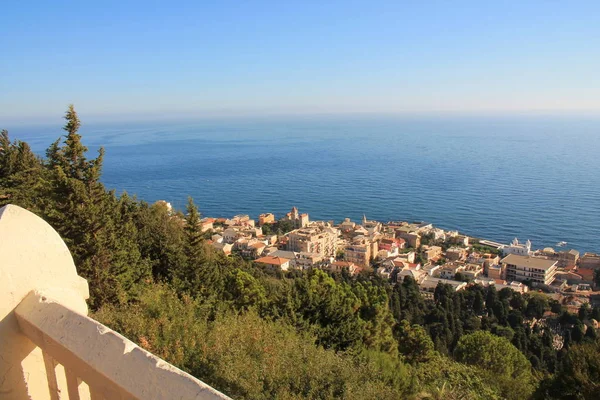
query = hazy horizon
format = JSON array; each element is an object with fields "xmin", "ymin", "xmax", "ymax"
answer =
[{"xmin": 4, "ymin": 109, "xmax": 600, "ymax": 130}]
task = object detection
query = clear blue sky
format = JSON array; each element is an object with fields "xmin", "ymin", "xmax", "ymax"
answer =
[{"xmin": 2, "ymin": 1, "xmax": 599, "ymax": 122}]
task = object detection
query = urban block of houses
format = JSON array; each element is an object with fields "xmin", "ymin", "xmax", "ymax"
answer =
[
  {"xmin": 487, "ymin": 264, "xmax": 504, "ymax": 280},
  {"xmin": 296, "ymin": 252, "xmax": 327, "ymax": 269},
  {"xmin": 230, "ymin": 238, "xmax": 269, "ymax": 259},
  {"xmin": 419, "ymin": 276, "xmax": 467, "ymax": 298},
  {"xmin": 381, "ymin": 253, "xmax": 418, "ymax": 271},
  {"xmin": 422, "ymin": 245, "xmax": 443, "ymax": 262},
  {"xmin": 559, "ymin": 249, "xmax": 580, "ymax": 267},
  {"xmin": 377, "ymin": 237, "xmax": 405, "ymax": 259},
  {"xmin": 446, "ymin": 246, "xmax": 468, "ymax": 261},
  {"xmin": 344, "ymin": 236, "xmax": 378, "ymax": 267},
  {"xmin": 460, "ymin": 263, "xmax": 484, "ymax": 280},
  {"xmin": 265, "ymin": 249, "xmax": 296, "ymax": 268},
  {"xmin": 397, "ymin": 267, "xmax": 428, "ymax": 284},
  {"xmin": 287, "ymin": 225, "xmax": 339, "ymax": 257},
  {"xmin": 535, "ymin": 247, "xmax": 580, "ymax": 268},
  {"xmin": 473, "ymin": 278, "xmax": 529, "ymax": 294},
  {"xmin": 501, "ymin": 254, "xmax": 558, "ymax": 285},
  {"xmin": 359, "ymin": 215, "xmax": 382, "ymax": 235},
  {"xmin": 329, "ymin": 260, "xmax": 361, "ymax": 275},
  {"xmin": 421, "ymin": 263, "xmax": 440, "ymax": 276},
  {"xmin": 200, "ymin": 217, "xmax": 214, "ymax": 232},
  {"xmin": 339, "ymin": 218, "xmax": 356, "ymax": 233},
  {"xmin": 467, "ymin": 253, "xmax": 500, "ymax": 276},
  {"xmin": 258, "ymin": 213, "xmax": 275, "ymax": 225},
  {"xmin": 258, "ymin": 234, "xmax": 278, "ymax": 246},
  {"xmin": 446, "ymin": 232, "xmax": 470, "ymax": 247},
  {"xmin": 221, "ymin": 227, "xmax": 248, "ymax": 244},
  {"xmin": 226, "ymin": 214, "xmax": 256, "ymax": 228},
  {"xmin": 395, "ymin": 226, "xmax": 421, "ymax": 248},
  {"xmin": 212, "ymin": 242, "xmax": 233, "ymax": 256},
  {"xmin": 558, "ymin": 265, "xmax": 596, "ymax": 287},
  {"xmin": 395, "ymin": 251, "xmax": 416, "ymax": 264},
  {"xmin": 580, "ymin": 252, "xmax": 600, "ymax": 269},
  {"xmin": 435, "ymin": 262, "xmax": 464, "ymax": 280},
  {"xmin": 282, "ymin": 206, "xmax": 310, "ymax": 228},
  {"xmin": 377, "ymin": 265, "xmax": 394, "ymax": 280},
  {"xmin": 254, "ymin": 256, "xmax": 291, "ymax": 271},
  {"xmin": 425, "ymin": 227, "xmax": 447, "ymax": 241}
]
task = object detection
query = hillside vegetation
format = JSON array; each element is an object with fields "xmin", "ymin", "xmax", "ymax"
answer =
[{"xmin": 1, "ymin": 106, "xmax": 599, "ymax": 399}]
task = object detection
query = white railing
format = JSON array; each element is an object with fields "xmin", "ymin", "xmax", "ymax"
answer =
[
  {"xmin": 0, "ymin": 205, "xmax": 230, "ymax": 400},
  {"xmin": 15, "ymin": 291, "xmax": 229, "ymax": 400}
]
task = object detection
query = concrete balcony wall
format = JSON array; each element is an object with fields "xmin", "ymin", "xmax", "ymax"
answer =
[{"xmin": 0, "ymin": 205, "xmax": 230, "ymax": 400}]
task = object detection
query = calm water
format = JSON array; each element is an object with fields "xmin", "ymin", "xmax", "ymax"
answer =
[{"xmin": 6, "ymin": 114, "xmax": 600, "ymax": 253}]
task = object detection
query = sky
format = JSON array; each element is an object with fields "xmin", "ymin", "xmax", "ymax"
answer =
[{"xmin": 1, "ymin": 1, "xmax": 599, "ymax": 123}]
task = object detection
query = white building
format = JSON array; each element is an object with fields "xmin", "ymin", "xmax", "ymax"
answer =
[{"xmin": 501, "ymin": 238, "xmax": 532, "ymax": 256}]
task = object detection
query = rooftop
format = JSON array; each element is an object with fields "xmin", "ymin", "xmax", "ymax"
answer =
[
  {"xmin": 331, "ymin": 261, "xmax": 355, "ymax": 268},
  {"xmin": 500, "ymin": 254, "xmax": 558, "ymax": 270},
  {"xmin": 255, "ymin": 256, "xmax": 290, "ymax": 266}
]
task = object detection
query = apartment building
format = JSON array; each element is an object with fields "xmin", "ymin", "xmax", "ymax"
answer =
[
  {"xmin": 501, "ymin": 254, "xmax": 558, "ymax": 285},
  {"xmin": 344, "ymin": 237, "xmax": 377, "ymax": 267},
  {"xmin": 286, "ymin": 225, "xmax": 338, "ymax": 257}
]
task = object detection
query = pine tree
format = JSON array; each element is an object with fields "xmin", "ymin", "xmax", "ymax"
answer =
[
  {"xmin": 177, "ymin": 196, "xmax": 227, "ymax": 296},
  {"xmin": 62, "ymin": 104, "xmax": 87, "ymax": 179},
  {"xmin": 184, "ymin": 196, "xmax": 203, "ymax": 252},
  {"xmin": 42, "ymin": 105, "xmax": 149, "ymax": 308},
  {"xmin": 0, "ymin": 130, "xmax": 47, "ymax": 210}
]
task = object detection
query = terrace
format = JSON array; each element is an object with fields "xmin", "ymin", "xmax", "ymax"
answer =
[{"xmin": 0, "ymin": 205, "xmax": 230, "ymax": 400}]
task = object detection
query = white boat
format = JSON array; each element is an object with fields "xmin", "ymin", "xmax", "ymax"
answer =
[{"xmin": 556, "ymin": 241, "xmax": 567, "ymax": 247}]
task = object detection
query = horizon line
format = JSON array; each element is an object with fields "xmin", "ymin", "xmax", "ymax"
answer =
[{"xmin": 4, "ymin": 107, "xmax": 600, "ymax": 127}]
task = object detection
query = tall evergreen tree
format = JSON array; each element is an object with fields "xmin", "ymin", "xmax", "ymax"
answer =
[
  {"xmin": 42, "ymin": 105, "xmax": 147, "ymax": 308},
  {"xmin": 0, "ymin": 130, "xmax": 46, "ymax": 210},
  {"xmin": 184, "ymin": 196, "xmax": 203, "ymax": 253}
]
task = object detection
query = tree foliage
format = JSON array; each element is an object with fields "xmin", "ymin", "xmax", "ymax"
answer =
[{"xmin": 455, "ymin": 331, "xmax": 535, "ymax": 399}]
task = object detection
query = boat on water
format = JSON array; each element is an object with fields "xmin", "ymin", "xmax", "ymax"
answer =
[{"xmin": 556, "ymin": 241, "xmax": 567, "ymax": 247}]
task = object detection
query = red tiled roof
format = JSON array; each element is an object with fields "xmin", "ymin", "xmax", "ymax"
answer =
[
  {"xmin": 577, "ymin": 269, "xmax": 595, "ymax": 280},
  {"xmin": 255, "ymin": 256, "xmax": 290, "ymax": 266},
  {"xmin": 332, "ymin": 261, "xmax": 354, "ymax": 268}
]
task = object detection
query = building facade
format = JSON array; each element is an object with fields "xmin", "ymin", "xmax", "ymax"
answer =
[
  {"xmin": 259, "ymin": 213, "xmax": 275, "ymax": 225},
  {"xmin": 501, "ymin": 238, "xmax": 532, "ymax": 257},
  {"xmin": 282, "ymin": 207, "xmax": 310, "ymax": 228},
  {"xmin": 286, "ymin": 225, "xmax": 338, "ymax": 257},
  {"xmin": 344, "ymin": 237, "xmax": 377, "ymax": 267},
  {"xmin": 501, "ymin": 254, "xmax": 557, "ymax": 285}
]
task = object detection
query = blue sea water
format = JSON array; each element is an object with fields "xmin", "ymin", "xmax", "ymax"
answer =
[{"xmin": 6, "ymin": 114, "xmax": 600, "ymax": 253}]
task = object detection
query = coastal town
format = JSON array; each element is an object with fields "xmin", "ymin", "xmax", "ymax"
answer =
[{"xmin": 159, "ymin": 202, "xmax": 600, "ymax": 312}]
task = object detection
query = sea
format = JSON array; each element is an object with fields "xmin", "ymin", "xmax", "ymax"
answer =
[{"xmin": 5, "ymin": 114, "xmax": 600, "ymax": 253}]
